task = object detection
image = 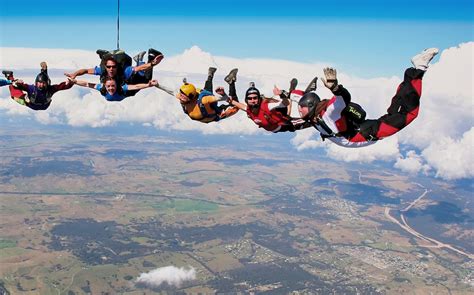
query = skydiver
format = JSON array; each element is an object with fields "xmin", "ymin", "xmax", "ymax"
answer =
[
  {"xmin": 226, "ymin": 78, "xmax": 315, "ymax": 132},
  {"xmin": 297, "ymin": 48, "xmax": 439, "ymax": 147},
  {"xmin": 156, "ymin": 67, "xmax": 240, "ymax": 123},
  {"xmin": 69, "ymin": 76, "xmax": 158, "ymax": 102},
  {"xmin": 3, "ymin": 62, "xmax": 74, "ymax": 110},
  {"xmin": 64, "ymin": 48, "xmax": 163, "ymax": 87},
  {"xmin": 2, "ymin": 62, "xmax": 49, "ymax": 106}
]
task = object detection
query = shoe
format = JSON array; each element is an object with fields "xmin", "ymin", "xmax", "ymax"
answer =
[
  {"xmin": 96, "ymin": 49, "xmax": 110, "ymax": 59},
  {"xmin": 289, "ymin": 78, "xmax": 298, "ymax": 94},
  {"xmin": 40, "ymin": 61, "xmax": 48, "ymax": 75},
  {"xmin": 208, "ymin": 67, "xmax": 217, "ymax": 78},
  {"xmin": 147, "ymin": 48, "xmax": 163, "ymax": 62},
  {"xmin": 224, "ymin": 68, "xmax": 238, "ymax": 84},
  {"xmin": 40, "ymin": 61, "xmax": 48, "ymax": 73},
  {"xmin": 2, "ymin": 70, "xmax": 13, "ymax": 79},
  {"xmin": 133, "ymin": 51, "xmax": 146, "ymax": 63},
  {"xmin": 411, "ymin": 48, "xmax": 439, "ymax": 71},
  {"xmin": 304, "ymin": 76, "xmax": 318, "ymax": 93}
]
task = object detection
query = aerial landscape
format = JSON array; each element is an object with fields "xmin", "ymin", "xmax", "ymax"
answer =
[
  {"xmin": 0, "ymin": 122, "xmax": 472, "ymax": 294},
  {"xmin": 1, "ymin": 1, "xmax": 473, "ymax": 294}
]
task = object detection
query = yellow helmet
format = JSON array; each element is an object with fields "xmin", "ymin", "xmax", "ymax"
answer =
[{"xmin": 180, "ymin": 83, "xmax": 197, "ymax": 98}]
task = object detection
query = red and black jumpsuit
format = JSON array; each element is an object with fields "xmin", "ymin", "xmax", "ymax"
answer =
[{"xmin": 312, "ymin": 67, "xmax": 425, "ymax": 147}]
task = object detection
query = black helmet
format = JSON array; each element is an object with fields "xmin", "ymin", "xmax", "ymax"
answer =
[
  {"xmin": 35, "ymin": 72, "xmax": 50, "ymax": 90},
  {"xmin": 35, "ymin": 72, "xmax": 50, "ymax": 84},
  {"xmin": 245, "ymin": 82, "xmax": 261, "ymax": 104},
  {"xmin": 298, "ymin": 92, "xmax": 321, "ymax": 121}
]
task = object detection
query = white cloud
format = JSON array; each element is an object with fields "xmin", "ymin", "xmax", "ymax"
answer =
[
  {"xmin": 0, "ymin": 42, "xmax": 473, "ymax": 180},
  {"xmin": 291, "ymin": 128, "xmax": 326, "ymax": 150},
  {"xmin": 394, "ymin": 150, "xmax": 431, "ymax": 175},
  {"xmin": 421, "ymin": 128, "xmax": 474, "ymax": 180},
  {"xmin": 135, "ymin": 265, "xmax": 196, "ymax": 289},
  {"xmin": 326, "ymin": 136, "xmax": 401, "ymax": 163}
]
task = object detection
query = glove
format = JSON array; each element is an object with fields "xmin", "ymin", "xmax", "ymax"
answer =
[{"xmin": 322, "ymin": 67, "xmax": 339, "ymax": 92}]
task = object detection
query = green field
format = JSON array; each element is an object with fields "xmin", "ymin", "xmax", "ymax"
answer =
[
  {"xmin": 152, "ymin": 199, "xmax": 219, "ymax": 212},
  {"xmin": 0, "ymin": 239, "xmax": 16, "ymax": 249}
]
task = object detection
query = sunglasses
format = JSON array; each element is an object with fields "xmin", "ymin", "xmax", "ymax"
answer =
[
  {"xmin": 247, "ymin": 96, "xmax": 259, "ymax": 100},
  {"xmin": 106, "ymin": 65, "xmax": 117, "ymax": 69}
]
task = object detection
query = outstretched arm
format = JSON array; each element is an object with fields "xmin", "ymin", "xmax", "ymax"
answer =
[
  {"xmin": 68, "ymin": 78, "xmax": 97, "ymax": 89},
  {"xmin": 155, "ymin": 83, "xmax": 175, "ymax": 96},
  {"xmin": 322, "ymin": 67, "xmax": 351, "ymax": 105},
  {"xmin": 65, "ymin": 68, "xmax": 96, "ymax": 79},
  {"xmin": 272, "ymin": 85, "xmax": 291, "ymax": 106},
  {"xmin": 132, "ymin": 54, "xmax": 164, "ymax": 73},
  {"xmin": 228, "ymin": 98, "xmax": 247, "ymax": 111},
  {"xmin": 12, "ymin": 80, "xmax": 30, "ymax": 91},
  {"xmin": 127, "ymin": 80, "xmax": 158, "ymax": 91},
  {"xmin": 273, "ymin": 85, "xmax": 292, "ymax": 115},
  {"xmin": 51, "ymin": 79, "xmax": 74, "ymax": 93},
  {"xmin": 215, "ymin": 87, "xmax": 247, "ymax": 110}
]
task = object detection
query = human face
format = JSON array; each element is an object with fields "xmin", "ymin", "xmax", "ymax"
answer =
[
  {"xmin": 36, "ymin": 81, "xmax": 47, "ymax": 90},
  {"xmin": 298, "ymin": 105, "xmax": 309, "ymax": 119},
  {"xmin": 246, "ymin": 95, "xmax": 259, "ymax": 107},
  {"xmin": 105, "ymin": 80, "xmax": 117, "ymax": 95},
  {"xmin": 105, "ymin": 61, "xmax": 118, "ymax": 77},
  {"xmin": 177, "ymin": 92, "xmax": 191, "ymax": 104}
]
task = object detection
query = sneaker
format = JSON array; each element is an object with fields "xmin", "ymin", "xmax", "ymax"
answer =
[
  {"xmin": 2, "ymin": 70, "xmax": 13, "ymax": 79},
  {"xmin": 208, "ymin": 67, "xmax": 217, "ymax": 78},
  {"xmin": 224, "ymin": 68, "xmax": 238, "ymax": 84},
  {"xmin": 148, "ymin": 48, "xmax": 163, "ymax": 62},
  {"xmin": 411, "ymin": 48, "xmax": 439, "ymax": 71},
  {"xmin": 289, "ymin": 78, "xmax": 298, "ymax": 94},
  {"xmin": 133, "ymin": 51, "xmax": 146, "ymax": 63},
  {"xmin": 304, "ymin": 76, "xmax": 318, "ymax": 93},
  {"xmin": 40, "ymin": 61, "xmax": 48, "ymax": 73},
  {"xmin": 96, "ymin": 49, "xmax": 110, "ymax": 59}
]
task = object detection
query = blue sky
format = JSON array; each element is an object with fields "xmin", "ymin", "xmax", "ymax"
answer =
[{"xmin": 1, "ymin": 0, "xmax": 473, "ymax": 77}]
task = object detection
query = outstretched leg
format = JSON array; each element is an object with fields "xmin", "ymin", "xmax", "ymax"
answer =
[
  {"xmin": 304, "ymin": 77, "xmax": 318, "ymax": 94},
  {"xmin": 224, "ymin": 68, "xmax": 238, "ymax": 101},
  {"xmin": 218, "ymin": 69, "xmax": 239, "ymax": 119},
  {"xmin": 203, "ymin": 67, "xmax": 216, "ymax": 92},
  {"xmin": 228, "ymin": 81, "xmax": 238, "ymax": 102},
  {"xmin": 348, "ymin": 48, "xmax": 438, "ymax": 142}
]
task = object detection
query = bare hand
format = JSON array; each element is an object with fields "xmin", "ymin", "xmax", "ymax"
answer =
[
  {"xmin": 273, "ymin": 85, "xmax": 282, "ymax": 96},
  {"xmin": 13, "ymin": 79, "xmax": 24, "ymax": 86},
  {"xmin": 64, "ymin": 72, "xmax": 76, "ymax": 79},
  {"xmin": 148, "ymin": 80, "xmax": 158, "ymax": 87},
  {"xmin": 215, "ymin": 86, "xmax": 226, "ymax": 95}
]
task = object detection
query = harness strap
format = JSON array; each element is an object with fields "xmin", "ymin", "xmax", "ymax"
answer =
[{"xmin": 316, "ymin": 117, "xmax": 337, "ymax": 138}]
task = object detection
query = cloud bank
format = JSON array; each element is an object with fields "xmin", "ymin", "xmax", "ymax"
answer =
[
  {"xmin": 135, "ymin": 265, "xmax": 196, "ymax": 289},
  {"xmin": 0, "ymin": 43, "xmax": 473, "ymax": 180}
]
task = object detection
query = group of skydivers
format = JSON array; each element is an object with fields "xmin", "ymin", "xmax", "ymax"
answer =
[{"xmin": 0, "ymin": 47, "xmax": 439, "ymax": 147}]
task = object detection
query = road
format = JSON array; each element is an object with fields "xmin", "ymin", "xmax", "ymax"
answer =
[
  {"xmin": 355, "ymin": 171, "xmax": 473, "ymax": 259},
  {"xmin": 384, "ymin": 195, "xmax": 473, "ymax": 259}
]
